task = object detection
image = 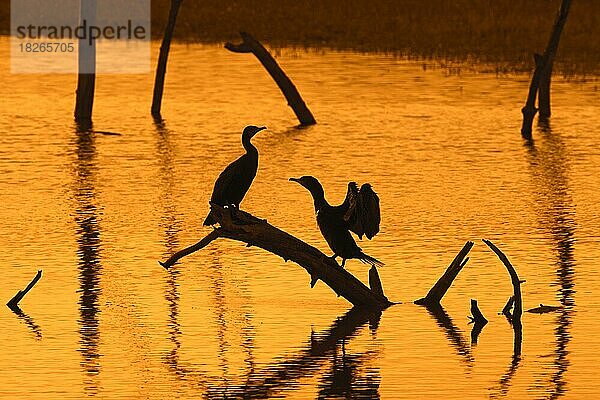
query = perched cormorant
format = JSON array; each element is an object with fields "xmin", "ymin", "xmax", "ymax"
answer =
[
  {"xmin": 289, "ymin": 176, "xmax": 383, "ymax": 268},
  {"xmin": 203, "ymin": 125, "xmax": 267, "ymax": 225}
]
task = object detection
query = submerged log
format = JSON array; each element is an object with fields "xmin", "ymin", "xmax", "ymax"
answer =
[
  {"xmin": 160, "ymin": 204, "xmax": 391, "ymax": 308},
  {"xmin": 151, "ymin": 0, "xmax": 184, "ymax": 118},
  {"xmin": 526, "ymin": 304, "xmax": 562, "ymax": 314},
  {"xmin": 225, "ymin": 32, "xmax": 316, "ymax": 126},
  {"xmin": 6, "ymin": 270, "xmax": 42, "ymax": 311},
  {"xmin": 414, "ymin": 241, "xmax": 474, "ymax": 306},
  {"xmin": 538, "ymin": 0, "xmax": 572, "ymax": 119}
]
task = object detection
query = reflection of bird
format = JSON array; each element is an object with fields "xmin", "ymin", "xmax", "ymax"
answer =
[
  {"xmin": 290, "ymin": 176, "xmax": 383, "ymax": 267},
  {"xmin": 203, "ymin": 125, "xmax": 266, "ymax": 225}
]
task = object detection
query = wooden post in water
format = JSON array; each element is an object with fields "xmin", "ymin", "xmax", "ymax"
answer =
[
  {"xmin": 74, "ymin": 0, "xmax": 97, "ymax": 128},
  {"xmin": 151, "ymin": 0, "xmax": 184, "ymax": 118},
  {"xmin": 159, "ymin": 204, "xmax": 390, "ymax": 309},
  {"xmin": 225, "ymin": 32, "xmax": 317, "ymax": 126},
  {"xmin": 538, "ymin": 0, "xmax": 572, "ymax": 119}
]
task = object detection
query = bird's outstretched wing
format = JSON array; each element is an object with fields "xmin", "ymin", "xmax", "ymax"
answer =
[{"xmin": 343, "ymin": 182, "xmax": 380, "ymax": 239}]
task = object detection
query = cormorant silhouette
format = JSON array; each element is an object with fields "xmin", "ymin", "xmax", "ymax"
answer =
[
  {"xmin": 203, "ymin": 125, "xmax": 267, "ymax": 225},
  {"xmin": 289, "ymin": 176, "xmax": 383, "ymax": 268}
]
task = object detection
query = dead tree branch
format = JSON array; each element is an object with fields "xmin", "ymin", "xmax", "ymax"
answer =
[
  {"xmin": 482, "ymin": 239, "xmax": 523, "ymax": 326},
  {"xmin": 6, "ymin": 270, "xmax": 42, "ymax": 311},
  {"xmin": 151, "ymin": 0, "xmax": 184, "ymax": 118},
  {"xmin": 521, "ymin": 0, "xmax": 572, "ymax": 137},
  {"xmin": 538, "ymin": 0, "xmax": 572, "ymax": 119},
  {"xmin": 159, "ymin": 204, "xmax": 391, "ymax": 309},
  {"xmin": 225, "ymin": 32, "xmax": 316, "ymax": 126},
  {"xmin": 521, "ymin": 53, "xmax": 545, "ymax": 140},
  {"xmin": 482, "ymin": 239, "xmax": 524, "ymax": 356},
  {"xmin": 414, "ymin": 241, "xmax": 474, "ymax": 306}
]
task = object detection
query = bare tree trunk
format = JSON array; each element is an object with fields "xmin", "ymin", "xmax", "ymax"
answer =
[
  {"xmin": 225, "ymin": 32, "xmax": 317, "ymax": 126},
  {"xmin": 74, "ymin": 0, "xmax": 97, "ymax": 128},
  {"xmin": 159, "ymin": 204, "xmax": 390, "ymax": 309},
  {"xmin": 151, "ymin": 0, "xmax": 183, "ymax": 118},
  {"xmin": 538, "ymin": 0, "xmax": 572, "ymax": 119}
]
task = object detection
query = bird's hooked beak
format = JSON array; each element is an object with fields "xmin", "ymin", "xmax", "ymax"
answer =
[
  {"xmin": 253, "ymin": 126, "xmax": 267, "ymax": 137},
  {"xmin": 289, "ymin": 177, "xmax": 309, "ymax": 190}
]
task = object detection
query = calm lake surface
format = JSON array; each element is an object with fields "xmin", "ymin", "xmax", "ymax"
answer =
[{"xmin": 1, "ymin": 38, "xmax": 599, "ymax": 399}]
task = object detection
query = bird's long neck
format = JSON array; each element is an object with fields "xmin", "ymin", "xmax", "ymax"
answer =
[
  {"xmin": 308, "ymin": 185, "xmax": 328, "ymax": 211},
  {"xmin": 242, "ymin": 134, "xmax": 258, "ymax": 155}
]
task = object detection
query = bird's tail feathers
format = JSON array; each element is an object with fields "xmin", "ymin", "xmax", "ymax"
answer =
[
  {"xmin": 203, "ymin": 212, "xmax": 216, "ymax": 226},
  {"xmin": 358, "ymin": 252, "xmax": 384, "ymax": 267}
]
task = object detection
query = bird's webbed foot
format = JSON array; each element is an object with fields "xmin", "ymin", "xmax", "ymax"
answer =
[
  {"xmin": 224, "ymin": 203, "xmax": 245, "ymax": 225},
  {"xmin": 341, "ymin": 258, "xmax": 347, "ymax": 268}
]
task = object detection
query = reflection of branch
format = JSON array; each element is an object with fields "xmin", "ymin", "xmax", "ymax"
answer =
[
  {"xmin": 10, "ymin": 306, "xmax": 42, "ymax": 340},
  {"xmin": 317, "ymin": 347, "xmax": 381, "ymax": 399},
  {"xmin": 489, "ymin": 312, "xmax": 523, "ymax": 399},
  {"xmin": 526, "ymin": 121, "xmax": 575, "ymax": 399},
  {"xmin": 490, "ymin": 355, "xmax": 522, "ymax": 399},
  {"xmin": 73, "ymin": 126, "xmax": 103, "ymax": 396},
  {"xmin": 206, "ymin": 306, "xmax": 381, "ymax": 398},
  {"xmin": 424, "ymin": 304, "xmax": 473, "ymax": 365}
]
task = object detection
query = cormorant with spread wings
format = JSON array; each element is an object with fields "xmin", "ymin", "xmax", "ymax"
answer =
[{"xmin": 289, "ymin": 176, "xmax": 383, "ymax": 268}]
